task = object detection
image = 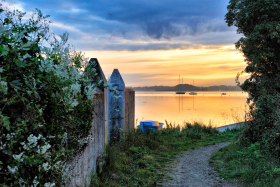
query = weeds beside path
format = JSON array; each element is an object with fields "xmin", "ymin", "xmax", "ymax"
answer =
[
  {"xmin": 210, "ymin": 141, "xmax": 280, "ymax": 187},
  {"xmin": 90, "ymin": 122, "xmax": 241, "ymax": 186}
]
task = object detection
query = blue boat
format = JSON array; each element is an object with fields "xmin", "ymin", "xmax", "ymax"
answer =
[{"xmin": 137, "ymin": 120, "xmax": 164, "ymax": 133}]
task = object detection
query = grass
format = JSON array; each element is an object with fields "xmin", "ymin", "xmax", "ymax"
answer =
[
  {"xmin": 90, "ymin": 121, "xmax": 241, "ymax": 187},
  {"xmin": 210, "ymin": 141, "xmax": 280, "ymax": 187}
]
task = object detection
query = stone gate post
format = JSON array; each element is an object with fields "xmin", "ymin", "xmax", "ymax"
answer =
[{"xmin": 107, "ymin": 69, "xmax": 125, "ymax": 144}]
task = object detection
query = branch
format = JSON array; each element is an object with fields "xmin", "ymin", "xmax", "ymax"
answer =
[{"xmin": 0, "ymin": 171, "xmax": 11, "ymax": 175}]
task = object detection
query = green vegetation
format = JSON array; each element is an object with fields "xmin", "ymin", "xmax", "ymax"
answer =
[
  {"xmin": 209, "ymin": 1, "xmax": 280, "ymax": 187},
  {"xmin": 226, "ymin": 0, "xmax": 280, "ymax": 155},
  {"xmin": 0, "ymin": 4, "xmax": 107, "ymax": 186},
  {"xmin": 90, "ymin": 122, "xmax": 241, "ymax": 187},
  {"xmin": 210, "ymin": 139, "xmax": 280, "ymax": 187}
]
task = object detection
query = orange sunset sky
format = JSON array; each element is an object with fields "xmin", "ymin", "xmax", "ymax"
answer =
[
  {"xmin": 84, "ymin": 46, "xmax": 246, "ymax": 87},
  {"xmin": 10, "ymin": 0, "xmax": 247, "ymax": 87}
]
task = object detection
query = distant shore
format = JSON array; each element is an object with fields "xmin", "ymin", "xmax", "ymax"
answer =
[{"xmin": 131, "ymin": 84, "xmax": 242, "ymax": 91}]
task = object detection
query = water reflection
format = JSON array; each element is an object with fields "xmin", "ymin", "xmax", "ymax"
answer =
[
  {"xmin": 178, "ymin": 94, "xmax": 196, "ymax": 112},
  {"xmin": 136, "ymin": 91, "xmax": 248, "ymax": 127}
]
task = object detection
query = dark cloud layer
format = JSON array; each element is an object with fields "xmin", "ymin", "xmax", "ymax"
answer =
[
  {"xmin": 19, "ymin": 0, "xmax": 230, "ymax": 36},
  {"xmin": 12, "ymin": 0, "xmax": 240, "ymax": 51}
]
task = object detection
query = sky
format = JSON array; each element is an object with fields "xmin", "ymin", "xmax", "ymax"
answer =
[{"xmin": 4, "ymin": 0, "xmax": 247, "ymax": 87}]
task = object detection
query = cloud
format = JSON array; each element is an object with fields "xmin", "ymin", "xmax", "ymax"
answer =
[
  {"xmin": 5, "ymin": 0, "xmax": 243, "ymax": 52},
  {"xmin": 16, "ymin": 0, "xmax": 234, "ymax": 40}
]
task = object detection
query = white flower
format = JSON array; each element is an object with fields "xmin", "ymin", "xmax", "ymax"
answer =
[
  {"xmin": 7, "ymin": 165, "xmax": 18, "ymax": 174},
  {"xmin": 12, "ymin": 152, "xmax": 24, "ymax": 162},
  {"xmin": 6, "ymin": 134, "xmax": 11, "ymax": 140},
  {"xmin": 44, "ymin": 182, "xmax": 55, "ymax": 187},
  {"xmin": 70, "ymin": 99, "xmax": 79, "ymax": 107},
  {"xmin": 70, "ymin": 82, "xmax": 81, "ymax": 96},
  {"xmin": 18, "ymin": 178, "xmax": 26, "ymax": 185},
  {"xmin": 42, "ymin": 162, "xmax": 51, "ymax": 172},
  {"xmin": 41, "ymin": 144, "xmax": 51, "ymax": 154},
  {"xmin": 53, "ymin": 161, "xmax": 62, "ymax": 170},
  {"xmin": 62, "ymin": 86, "xmax": 69, "ymax": 92},
  {"xmin": 0, "ymin": 142, "xmax": 6, "ymax": 149},
  {"xmin": 21, "ymin": 143, "xmax": 29, "ymax": 150},
  {"xmin": 27, "ymin": 134, "xmax": 42, "ymax": 147},
  {"xmin": 33, "ymin": 176, "xmax": 39, "ymax": 187},
  {"xmin": 36, "ymin": 143, "xmax": 51, "ymax": 154}
]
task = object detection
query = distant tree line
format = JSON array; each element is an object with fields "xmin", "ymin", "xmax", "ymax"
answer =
[{"xmin": 132, "ymin": 84, "xmax": 242, "ymax": 91}]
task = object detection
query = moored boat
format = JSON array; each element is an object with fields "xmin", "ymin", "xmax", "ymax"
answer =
[
  {"xmin": 189, "ymin": 92, "xmax": 197, "ymax": 95},
  {"xmin": 176, "ymin": 75, "xmax": 186, "ymax": 94},
  {"xmin": 189, "ymin": 80, "xmax": 197, "ymax": 95},
  {"xmin": 137, "ymin": 120, "xmax": 164, "ymax": 132}
]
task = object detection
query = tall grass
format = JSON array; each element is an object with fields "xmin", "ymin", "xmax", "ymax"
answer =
[
  {"xmin": 90, "ymin": 121, "xmax": 241, "ymax": 187},
  {"xmin": 210, "ymin": 140, "xmax": 280, "ymax": 187}
]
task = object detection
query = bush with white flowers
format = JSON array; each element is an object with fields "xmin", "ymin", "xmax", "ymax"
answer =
[{"xmin": 0, "ymin": 3, "xmax": 105, "ymax": 186}]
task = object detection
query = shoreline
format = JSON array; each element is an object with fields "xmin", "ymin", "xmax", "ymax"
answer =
[{"xmin": 215, "ymin": 122, "xmax": 245, "ymax": 132}]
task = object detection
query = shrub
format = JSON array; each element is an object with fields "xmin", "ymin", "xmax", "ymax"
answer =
[{"xmin": 0, "ymin": 3, "xmax": 105, "ymax": 186}]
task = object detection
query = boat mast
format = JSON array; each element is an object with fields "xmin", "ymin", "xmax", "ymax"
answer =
[
  {"xmin": 193, "ymin": 80, "xmax": 194, "ymax": 92},
  {"xmin": 179, "ymin": 75, "xmax": 180, "ymax": 91},
  {"xmin": 182, "ymin": 77, "xmax": 184, "ymax": 92}
]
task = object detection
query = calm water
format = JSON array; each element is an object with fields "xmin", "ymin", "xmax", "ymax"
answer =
[{"xmin": 135, "ymin": 91, "xmax": 248, "ymax": 128}]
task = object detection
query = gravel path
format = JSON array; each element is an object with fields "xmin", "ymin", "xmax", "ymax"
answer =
[{"xmin": 161, "ymin": 142, "xmax": 240, "ymax": 187}]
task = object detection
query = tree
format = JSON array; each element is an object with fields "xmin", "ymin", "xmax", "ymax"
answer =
[{"xmin": 225, "ymin": 0, "xmax": 280, "ymax": 154}]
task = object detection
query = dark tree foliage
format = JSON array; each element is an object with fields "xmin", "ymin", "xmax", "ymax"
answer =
[{"xmin": 226, "ymin": 0, "xmax": 280, "ymax": 155}]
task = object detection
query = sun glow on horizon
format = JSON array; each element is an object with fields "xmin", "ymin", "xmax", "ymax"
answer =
[{"xmin": 83, "ymin": 45, "xmax": 247, "ymax": 87}]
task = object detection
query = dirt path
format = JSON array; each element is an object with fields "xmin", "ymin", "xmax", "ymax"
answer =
[{"xmin": 161, "ymin": 142, "xmax": 240, "ymax": 187}]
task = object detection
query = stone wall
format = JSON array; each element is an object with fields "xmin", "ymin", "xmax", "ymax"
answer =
[{"xmin": 66, "ymin": 89, "xmax": 106, "ymax": 187}]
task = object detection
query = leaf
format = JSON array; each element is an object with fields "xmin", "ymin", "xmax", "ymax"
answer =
[
  {"xmin": 4, "ymin": 18, "xmax": 11, "ymax": 24},
  {"xmin": 0, "ymin": 161, "xmax": 3, "ymax": 164},
  {"xmin": 15, "ymin": 60, "xmax": 26, "ymax": 68},
  {"xmin": 2, "ymin": 51, "xmax": 8, "ymax": 56},
  {"xmin": 2, "ymin": 116, "xmax": 10, "ymax": 131},
  {"xmin": 10, "ymin": 79, "xmax": 23, "ymax": 91},
  {"xmin": 27, "ymin": 91, "xmax": 32, "ymax": 96},
  {"xmin": 2, "ymin": 149, "xmax": 12, "ymax": 156}
]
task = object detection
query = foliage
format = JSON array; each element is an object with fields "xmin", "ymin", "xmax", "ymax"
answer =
[
  {"xmin": 225, "ymin": 0, "xmax": 280, "ymax": 155},
  {"xmin": 210, "ymin": 141, "xmax": 280, "ymax": 187},
  {"xmin": 90, "ymin": 121, "xmax": 241, "ymax": 187},
  {"xmin": 0, "ymin": 3, "xmax": 104, "ymax": 186}
]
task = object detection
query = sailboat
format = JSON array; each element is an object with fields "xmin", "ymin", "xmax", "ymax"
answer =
[
  {"xmin": 176, "ymin": 75, "xmax": 186, "ymax": 94},
  {"xmin": 189, "ymin": 80, "xmax": 197, "ymax": 95}
]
